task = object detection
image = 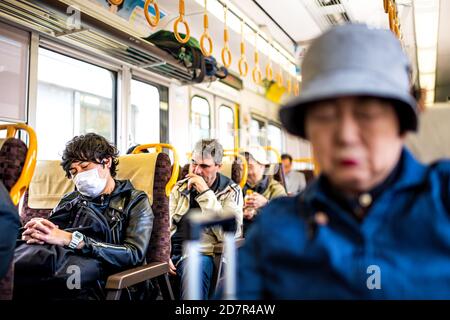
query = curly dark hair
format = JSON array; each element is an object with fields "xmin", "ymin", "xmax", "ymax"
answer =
[{"xmin": 61, "ymin": 133, "xmax": 119, "ymax": 178}]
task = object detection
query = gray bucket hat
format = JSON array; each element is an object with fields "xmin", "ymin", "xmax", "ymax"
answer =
[{"xmin": 280, "ymin": 23, "xmax": 418, "ymax": 138}]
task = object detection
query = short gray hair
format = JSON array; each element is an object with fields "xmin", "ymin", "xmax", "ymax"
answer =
[{"xmin": 192, "ymin": 139, "xmax": 224, "ymax": 165}]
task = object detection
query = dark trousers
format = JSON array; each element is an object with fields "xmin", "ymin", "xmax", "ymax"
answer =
[{"xmin": 172, "ymin": 255, "xmax": 214, "ymax": 300}]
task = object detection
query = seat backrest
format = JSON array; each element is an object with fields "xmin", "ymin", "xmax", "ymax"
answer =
[
  {"xmin": 221, "ymin": 153, "xmax": 247, "ymax": 188},
  {"xmin": 298, "ymin": 169, "xmax": 315, "ymax": 185},
  {"xmin": 265, "ymin": 163, "xmax": 287, "ymax": 192},
  {"xmin": 0, "ymin": 137, "xmax": 27, "ymax": 300},
  {"xmin": 179, "ymin": 163, "xmax": 190, "ymax": 181},
  {"xmin": 117, "ymin": 153, "xmax": 172, "ymax": 263},
  {"xmin": 0, "ymin": 138, "xmax": 28, "ymax": 193},
  {"xmin": 21, "ymin": 160, "xmax": 73, "ymax": 224},
  {"xmin": 0, "ymin": 124, "xmax": 37, "ymax": 206}
]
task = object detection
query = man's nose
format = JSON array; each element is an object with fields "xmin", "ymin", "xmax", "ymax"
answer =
[{"xmin": 193, "ymin": 165, "xmax": 202, "ymax": 175}]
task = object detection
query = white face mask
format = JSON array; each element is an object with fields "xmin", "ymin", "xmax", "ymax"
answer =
[{"xmin": 73, "ymin": 167, "xmax": 107, "ymax": 198}]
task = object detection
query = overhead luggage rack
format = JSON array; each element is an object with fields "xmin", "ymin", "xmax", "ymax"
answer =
[{"xmin": 0, "ymin": 0, "xmax": 193, "ymax": 83}]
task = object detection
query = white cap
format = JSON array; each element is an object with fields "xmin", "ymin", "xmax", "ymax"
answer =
[{"xmin": 242, "ymin": 146, "xmax": 270, "ymax": 165}]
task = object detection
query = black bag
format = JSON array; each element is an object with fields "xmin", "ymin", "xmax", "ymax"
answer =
[
  {"xmin": 13, "ymin": 195, "xmax": 124, "ymax": 300},
  {"xmin": 145, "ymin": 30, "xmax": 206, "ymax": 83},
  {"xmin": 205, "ymin": 56, "xmax": 228, "ymax": 80},
  {"xmin": 14, "ymin": 242, "xmax": 102, "ymax": 283}
]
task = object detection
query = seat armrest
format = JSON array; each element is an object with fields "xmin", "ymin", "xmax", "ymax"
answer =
[
  {"xmin": 105, "ymin": 261, "xmax": 168, "ymax": 290},
  {"xmin": 212, "ymin": 238, "xmax": 245, "ymax": 254}
]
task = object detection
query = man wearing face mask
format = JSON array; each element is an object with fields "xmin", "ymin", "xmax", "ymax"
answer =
[
  {"xmin": 14, "ymin": 133, "xmax": 153, "ymax": 300},
  {"xmin": 169, "ymin": 139, "xmax": 243, "ymax": 299}
]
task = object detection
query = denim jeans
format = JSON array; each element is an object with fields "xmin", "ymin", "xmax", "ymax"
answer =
[{"xmin": 174, "ymin": 254, "xmax": 214, "ymax": 300}]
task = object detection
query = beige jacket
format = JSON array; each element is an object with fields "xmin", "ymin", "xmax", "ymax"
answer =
[
  {"xmin": 170, "ymin": 174, "xmax": 243, "ymax": 255},
  {"xmin": 261, "ymin": 178, "xmax": 287, "ymax": 200}
]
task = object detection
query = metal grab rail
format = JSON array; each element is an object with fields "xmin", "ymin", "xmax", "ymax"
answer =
[
  {"xmin": 132, "ymin": 143, "xmax": 180, "ymax": 197},
  {"xmin": 184, "ymin": 211, "xmax": 237, "ymax": 300},
  {"xmin": 223, "ymin": 151, "xmax": 248, "ymax": 189},
  {"xmin": 262, "ymin": 146, "xmax": 281, "ymax": 163}
]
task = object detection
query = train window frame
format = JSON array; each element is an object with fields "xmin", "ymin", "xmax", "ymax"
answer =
[
  {"xmin": 249, "ymin": 114, "xmax": 268, "ymax": 148},
  {"xmin": 217, "ymin": 104, "xmax": 236, "ymax": 150},
  {"xmin": 267, "ymin": 121, "xmax": 285, "ymax": 160},
  {"xmin": 190, "ymin": 95, "xmax": 212, "ymax": 148},
  {"xmin": 129, "ymin": 76, "xmax": 170, "ymax": 146},
  {"xmin": 35, "ymin": 46, "xmax": 118, "ymax": 160},
  {"xmin": 0, "ymin": 21, "xmax": 30, "ymax": 123}
]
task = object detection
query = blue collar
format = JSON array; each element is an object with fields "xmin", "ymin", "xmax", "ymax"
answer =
[{"xmin": 300, "ymin": 147, "xmax": 427, "ymax": 211}]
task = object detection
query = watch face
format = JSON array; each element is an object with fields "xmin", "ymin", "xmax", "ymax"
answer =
[{"xmin": 69, "ymin": 232, "xmax": 83, "ymax": 249}]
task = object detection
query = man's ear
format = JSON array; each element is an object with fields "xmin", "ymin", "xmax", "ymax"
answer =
[{"xmin": 102, "ymin": 157, "xmax": 112, "ymax": 168}]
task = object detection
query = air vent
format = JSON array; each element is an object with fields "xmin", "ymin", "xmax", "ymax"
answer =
[
  {"xmin": 302, "ymin": 0, "xmax": 354, "ymax": 30},
  {"xmin": 318, "ymin": 0, "xmax": 342, "ymax": 7},
  {"xmin": 325, "ymin": 12, "xmax": 350, "ymax": 25},
  {"xmin": 0, "ymin": 0, "xmax": 193, "ymax": 83}
]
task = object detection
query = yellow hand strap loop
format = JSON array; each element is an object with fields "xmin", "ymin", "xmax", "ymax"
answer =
[
  {"xmin": 239, "ymin": 57, "xmax": 249, "ymax": 77},
  {"xmin": 108, "ymin": 0, "xmax": 123, "ymax": 5},
  {"xmin": 252, "ymin": 52, "xmax": 262, "ymax": 84},
  {"xmin": 238, "ymin": 20, "xmax": 248, "ymax": 77},
  {"xmin": 200, "ymin": 0, "xmax": 213, "ymax": 56},
  {"xmin": 276, "ymin": 68, "xmax": 283, "ymax": 87},
  {"xmin": 265, "ymin": 38, "xmax": 274, "ymax": 81},
  {"xmin": 265, "ymin": 63, "xmax": 273, "ymax": 82},
  {"xmin": 252, "ymin": 32, "xmax": 262, "ymax": 84},
  {"xmin": 221, "ymin": 5, "xmax": 232, "ymax": 68},
  {"xmin": 144, "ymin": 0, "xmax": 160, "ymax": 28},
  {"xmin": 383, "ymin": 0, "xmax": 389, "ymax": 13},
  {"xmin": 287, "ymin": 77, "xmax": 292, "ymax": 94},
  {"xmin": 174, "ymin": 0, "xmax": 191, "ymax": 44},
  {"xmin": 294, "ymin": 81, "xmax": 300, "ymax": 96},
  {"xmin": 388, "ymin": 1, "xmax": 395, "ymax": 32}
]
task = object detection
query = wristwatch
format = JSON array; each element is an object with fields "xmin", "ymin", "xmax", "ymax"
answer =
[{"xmin": 68, "ymin": 231, "xmax": 84, "ymax": 249}]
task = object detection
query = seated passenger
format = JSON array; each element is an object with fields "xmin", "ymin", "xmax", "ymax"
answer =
[
  {"xmin": 14, "ymin": 133, "xmax": 153, "ymax": 300},
  {"xmin": 241, "ymin": 148, "xmax": 286, "ymax": 235},
  {"xmin": 0, "ymin": 182, "xmax": 20, "ymax": 279},
  {"xmin": 238, "ymin": 24, "xmax": 450, "ymax": 299},
  {"xmin": 281, "ymin": 153, "xmax": 306, "ymax": 196},
  {"xmin": 169, "ymin": 139, "xmax": 243, "ymax": 299}
]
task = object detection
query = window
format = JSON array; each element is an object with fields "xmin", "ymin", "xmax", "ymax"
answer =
[
  {"xmin": 250, "ymin": 117, "xmax": 267, "ymax": 147},
  {"xmin": 36, "ymin": 48, "xmax": 115, "ymax": 159},
  {"xmin": 0, "ymin": 22, "xmax": 29, "ymax": 122},
  {"xmin": 218, "ymin": 105, "xmax": 235, "ymax": 150},
  {"xmin": 268, "ymin": 123, "xmax": 284, "ymax": 162},
  {"xmin": 129, "ymin": 79, "xmax": 160, "ymax": 147},
  {"xmin": 191, "ymin": 96, "xmax": 211, "ymax": 147}
]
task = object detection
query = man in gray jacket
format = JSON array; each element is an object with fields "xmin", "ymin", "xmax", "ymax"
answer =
[{"xmin": 169, "ymin": 139, "xmax": 243, "ymax": 299}]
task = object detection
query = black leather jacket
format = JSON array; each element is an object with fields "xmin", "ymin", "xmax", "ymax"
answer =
[
  {"xmin": 0, "ymin": 182, "xmax": 20, "ymax": 278},
  {"xmin": 49, "ymin": 180, "xmax": 153, "ymax": 270}
]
